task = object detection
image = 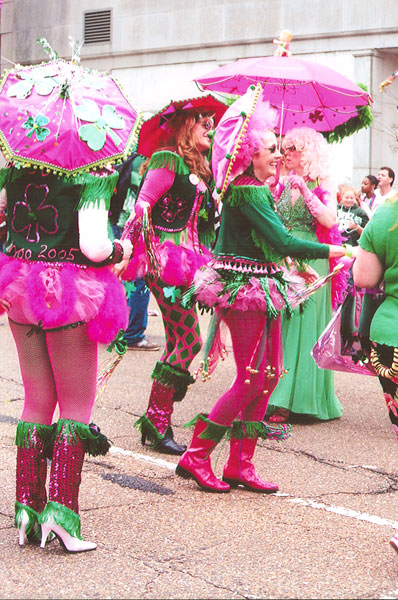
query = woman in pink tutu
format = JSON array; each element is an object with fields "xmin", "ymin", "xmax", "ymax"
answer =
[
  {"xmin": 118, "ymin": 97, "xmax": 227, "ymax": 455},
  {"xmin": 0, "ymin": 164, "xmax": 132, "ymax": 551},
  {"xmin": 176, "ymin": 85, "xmax": 349, "ymax": 494}
]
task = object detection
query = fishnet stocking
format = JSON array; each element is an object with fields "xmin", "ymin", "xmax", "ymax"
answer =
[{"xmin": 9, "ymin": 320, "xmax": 98, "ymax": 425}]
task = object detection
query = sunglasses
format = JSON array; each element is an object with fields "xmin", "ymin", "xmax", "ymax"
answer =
[
  {"xmin": 281, "ymin": 145, "xmax": 297, "ymax": 154},
  {"xmin": 197, "ymin": 119, "xmax": 214, "ymax": 131}
]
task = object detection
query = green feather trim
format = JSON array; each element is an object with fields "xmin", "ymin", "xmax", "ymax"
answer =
[
  {"xmin": 15, "ymin": 421, "xmax": 54, "ymax": 455},
  {"xmin": 75, "ymin": 170, "xmax": 119, "ymax": 210},
  {"xmin": 133, "ymin": 414, "xmax": 166, "ymax": 443},
  {"xmin": 151, "ymin": 361, "xmax": 195, "ymax": 401},
  {"xmin": 14, "ymin": 502, "xmax": 39, "ymax": 538},
  {"xmin": 199, "ymin": 226, "xmax": 216, "ymax": 249},
  {"xmin": 183, "ymin": 413, "xmax": 230, "ymax": 442},
  {"xmin": 147, "ymin": 151, "xmax": 190, "ymax": 175},
  {"xmin": 227, "ymin": 184, "xmax": 267, "ymax": 207},
  {"xmin": 55, "ymin": 419, "xmax": 111, "ymax": 457},
  {"xmin": 322, "ymin": 83, "xmax": 373, "ymax": 144},
  {"xmin": 273, "ymin": 274, "xmax": 294, "ymax": 318},
  {"xmin": 39, "ymin": 501, "xmax": 82, "ymax": 540},
  {"xmin": 229, "ymin": 420, "xmax": 292, "ymax": 441}
]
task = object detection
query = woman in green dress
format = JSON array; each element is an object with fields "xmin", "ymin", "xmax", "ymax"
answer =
[{"xmin": 268, "ymin": 127, "xmax": 345, "ymax": 422}]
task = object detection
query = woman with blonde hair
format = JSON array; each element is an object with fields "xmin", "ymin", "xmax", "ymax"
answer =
[
  {"xmin": 118, "ymin": 97, "xmax": 227, "ymax": 455},
  {"xmin": 267, "ymin": 127, "xmax": 345, "ymax": 423}
]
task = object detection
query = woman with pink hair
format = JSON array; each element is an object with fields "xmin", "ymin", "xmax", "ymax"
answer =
[
  {"xmin": 176, "ymin": 86, "xmax": 348, "ymax": 493},
  {"xmin": 267, "ymin": 127, "xmax": 344, "ymax": 423}
]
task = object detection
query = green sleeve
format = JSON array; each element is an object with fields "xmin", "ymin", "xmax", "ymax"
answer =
[
  {"xmin": 358, "ymin": 220, "xmax": 377, "ymax": 254},
  {"xmin": 240, "ymin": 201, "xmax": 330, "ymax": 260}
]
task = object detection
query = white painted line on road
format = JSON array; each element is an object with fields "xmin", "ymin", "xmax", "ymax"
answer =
[
  {"xmin": 110, "ymin": 445, "xmax": 398, "ymax": 530},
  {"xmin": 288, "ymin": 497, "xmax": 398, "ymax": 530},
  {"xmin": 110, "ymin": 445, "xmax": 176, "ymax": 471}
]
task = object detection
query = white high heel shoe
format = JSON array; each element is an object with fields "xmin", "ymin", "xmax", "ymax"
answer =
[
  {"xmin": 390, "ymin": 533, "xmax": 398, "ymax": 554},
  {"xmin": 18, "ymin": 510, "xmax": 31, "ymax": 546},
  {"xmin": 15, "ymin": 503, "xmax": 40, "ymax": 546},
  {"xmin": 40, "ymin": 520, "xmax": 97, "ymax": 553}
]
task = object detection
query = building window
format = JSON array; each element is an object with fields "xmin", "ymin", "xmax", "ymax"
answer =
[{"xmin": 83, "ymin": 9, "xmax": 112, "ymax": 44}]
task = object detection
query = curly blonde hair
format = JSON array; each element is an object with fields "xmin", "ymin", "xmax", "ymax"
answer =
[{"xmin": 283, "ymin": 127, "xmax": 330, "ymax": 181}]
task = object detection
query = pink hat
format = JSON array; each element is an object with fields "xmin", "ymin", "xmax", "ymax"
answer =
[{"xmin": 212, "ymin": 84, "xmax": 278, "ymax": 202}]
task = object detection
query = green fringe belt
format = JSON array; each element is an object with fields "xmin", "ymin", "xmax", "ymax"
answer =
[{"xmin": 39, "ymin": 501, "xmax": 82, "ymax": 540}]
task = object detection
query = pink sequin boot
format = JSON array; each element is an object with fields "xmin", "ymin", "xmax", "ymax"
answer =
[{"xmin": 15, "ymin": 421, "xmax": 54, "ymax": 545}]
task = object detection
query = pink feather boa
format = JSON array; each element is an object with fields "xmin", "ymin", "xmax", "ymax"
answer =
[{"xmin": 312, "ymin": 185, "xmax": 348, "ymax": 309}]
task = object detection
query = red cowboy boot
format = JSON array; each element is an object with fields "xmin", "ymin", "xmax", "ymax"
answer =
[{"xmin": 176, "ymin": 414, "xmax": 230, "ymax": 493}]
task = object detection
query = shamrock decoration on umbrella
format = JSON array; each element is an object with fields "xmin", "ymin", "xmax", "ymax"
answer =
[
  {"xmin": 22, "ymin": 114, "xmax": 51, "ymax": 141},
  {"xmin": 74, "ymin": 99, "xmax": 126, "ymax": 151}
]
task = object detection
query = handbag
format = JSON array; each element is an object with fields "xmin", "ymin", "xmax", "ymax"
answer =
[{"xmin": 311, "ymin": 286, "xmax": 384, "ymax": 376}]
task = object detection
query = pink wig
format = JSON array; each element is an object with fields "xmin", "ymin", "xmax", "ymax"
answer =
[
  {"xmin": 283, "ymin": 127, "xmax": 330, "ymax": 181},
  {"xmin": 233, "ymin": 100, "xmax": 278, "ymax": 177}
]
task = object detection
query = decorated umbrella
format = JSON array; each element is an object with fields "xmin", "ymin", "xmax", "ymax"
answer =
[
  {"xmin": 195, "ymin": 55, "xmax": 373, "ymax": 140},
  {"xmin": 0, "ymin": 38, "xmax": 143, "ymax": 176},
  {"xmin": 137, "ymin": 94, "xmax": 228, "ymax": 158}
]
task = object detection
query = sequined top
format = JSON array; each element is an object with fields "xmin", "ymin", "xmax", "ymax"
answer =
[{"xmin": 277, "ymin": 181, "xmax": 315, "ymax": 233}]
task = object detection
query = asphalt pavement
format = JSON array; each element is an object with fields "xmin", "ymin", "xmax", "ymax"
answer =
[{"xmin": 1, "ymin": 300, "xmax": 398, "ymax": 600}]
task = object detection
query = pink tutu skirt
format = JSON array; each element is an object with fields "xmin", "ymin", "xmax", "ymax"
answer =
[
  {"xmin": 187, "ymin": 258, "xmax": 313, "ymax": 317},
  {"xmin": 0, "ymin": 253, "xmax": 128, "ymax": 344}
]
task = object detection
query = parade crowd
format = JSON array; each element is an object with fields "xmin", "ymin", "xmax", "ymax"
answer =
[{"xmin": 1, "ymin": 45, "xmax": 398, "ymax": 559}]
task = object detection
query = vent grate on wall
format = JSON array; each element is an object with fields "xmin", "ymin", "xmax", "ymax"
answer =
[{"xmin": 84, "ymin": 9, "xmax": 112, "ymax": 44}]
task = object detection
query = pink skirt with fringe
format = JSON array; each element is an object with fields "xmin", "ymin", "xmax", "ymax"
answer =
[
  {"xmin": 192, "ymin": 261, "xmax": 313, "ymax": 314},
  {"xmin": 0, "ymin": 253, "xmax": 128, "ymax": 344}
]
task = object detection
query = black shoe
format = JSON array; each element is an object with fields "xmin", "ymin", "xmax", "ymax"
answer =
[{"xmin": 153, "ymin": 427, "xmax": 187, "ymax": 455}]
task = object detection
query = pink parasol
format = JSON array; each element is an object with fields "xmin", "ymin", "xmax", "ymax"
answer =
[
  {"xmin": 137, "ymin": 94, "xmax": 228, "ymax": 158},
  {"xmin": 195, "ymin": 55, "xmax": 373, "ymax": 136},
  {"xmin": 0, "ymin": 39, "xmax": 143, "ymax": 176}
]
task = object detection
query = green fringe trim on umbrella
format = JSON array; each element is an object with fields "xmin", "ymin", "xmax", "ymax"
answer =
[
  {"xmin": 55, "ymin": 419, "xmax": 111, "ymax": 457},
  {"xmin": 183, "ymin": 413, "xmax": 230, "ymax": 442},
  {"xmin": 147, "ymin": 151, "xmax": 190, "ymax": 175},
  {"xmin": 14, "ymin": 502, "xmax": 39, "ymax": 538},
  {"xmin": 322, "ymin": 83, "xmax": 373, "ymax": 144},
  {"xmin": 229, "ymin": 420, "xmax": 292, "ymax": 442},
  {"xmin": 15, "ymin": 421, "xmax": 55, "ymax": 457},
  {"xmin": 151, "ymin": 361, "xmax": 195, "ymax": 401},
  {"xmin": 75, "ymin": 170, "xmax": 119, "ymax": 210},
  {"xmin": 133, "ymin": 414, "xmax": 166, "ymax": 442},
  {"xmin": 39, "ymin": 501, "xmax": 82, "ymax": 540}
]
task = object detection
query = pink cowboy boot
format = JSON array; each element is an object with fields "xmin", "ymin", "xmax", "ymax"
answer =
[
  {"xmin": 222, "ymin": 420, "xmax": 291, "ymax": 493},
  {"xmin": 176, "ymin": 414, "xmax": 230, "ymax": 493}
]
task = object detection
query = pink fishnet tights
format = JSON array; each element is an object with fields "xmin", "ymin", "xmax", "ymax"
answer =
[
  {"xmin": 208, "ymin": 310, "xmax": 281, "ymax": 426},
  {"xmin": 9, "ymin": 320, "xmax": 98, "ymax": 425}
]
